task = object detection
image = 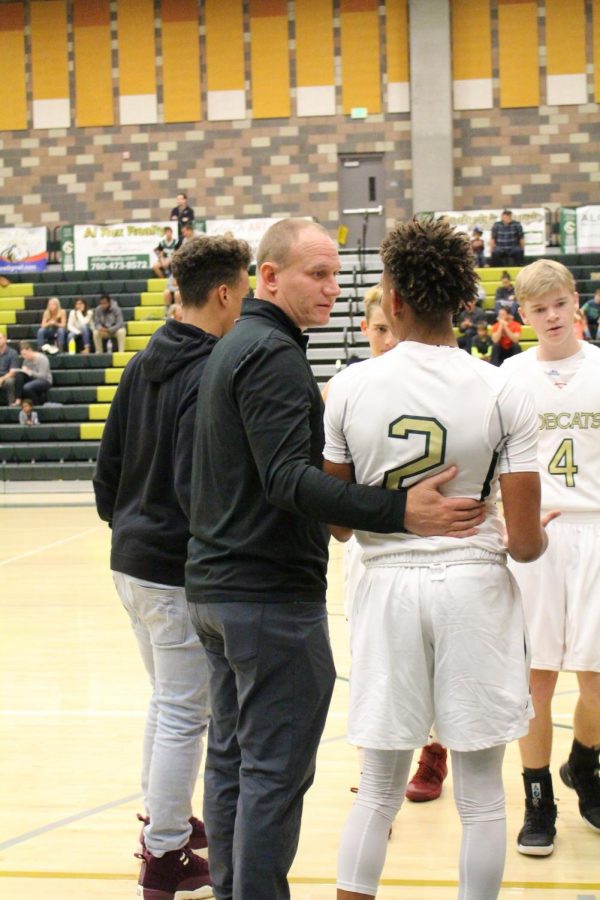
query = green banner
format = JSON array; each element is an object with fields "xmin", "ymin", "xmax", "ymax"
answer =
[
  {"xmin": 60, "ymin": 225, "xmax": 75, "ymax": 271},
  {"xmin": 559, "ymin": 208, "xmax": 577, "ymax": 254}
]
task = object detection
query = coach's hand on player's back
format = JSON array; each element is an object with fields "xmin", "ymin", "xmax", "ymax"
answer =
[{"xmin": 404, "ymin": 466, "xmax": 485, "ymax": 538}]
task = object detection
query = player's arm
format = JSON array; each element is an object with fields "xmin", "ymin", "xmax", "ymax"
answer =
[
  {"xmin": 322, "ymin": 460, "xmax": 354, "ymax": 542},
  {"xmin": 499, "ymin": 472, "xmax": 547, "ymax": 562}
]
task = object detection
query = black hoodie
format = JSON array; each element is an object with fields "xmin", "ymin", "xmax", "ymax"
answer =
[{"xmin": 93, "ymin": 318, "xmax": 217, "ymax": 585}]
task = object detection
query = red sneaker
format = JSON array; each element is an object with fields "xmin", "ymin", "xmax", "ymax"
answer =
[
  {"xmin": 405, "ymin": 743, "xmax": 448, "ymax": 802},
  {"xmin": 135, "ymin": 845, "xmax": 213, "ymax": 899},
  {"xmin": 137, "ymin": 813, "xmax": 208, "ymax": 851}
]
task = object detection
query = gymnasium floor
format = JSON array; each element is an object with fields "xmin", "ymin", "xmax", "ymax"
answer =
[{"xmin": 0, "ymin": 488, "xmax": 598, "ymax": 899}]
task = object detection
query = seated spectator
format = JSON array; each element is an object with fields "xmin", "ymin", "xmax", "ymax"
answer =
[
  {"xmin": 37, "ymin": 297, "xmax": 66, "ymax": 353},
  {"xmin": 92, "ymin": 293, "xmax": 126, "ymax": 353},
  {"xmin": 19, "ymin": 398, "xmax": 39, "ymax": 426},
  {"xmin": 455, "ymin": 298, "xmax": 487, "ymax": 353},
  {"xmin": 489, "ymin": 209, "xmax": 525, "ymax": 266},
  {"xmin": 67, "ymin": 298, "xmax": 93, "ymax": 353},
  {"xmin": 470, "ymin": 227, "xmax": 485, "ymax": 267},
  {"xmin": 491, "ymin": 307, "xmax": 522, "ymax": 366},
  {"xmin": 581, "ymin": 288, "xmax": 600, "ymax": 341},
  {"xmin": 0, "ymin": 331, "xmax": 19, "ymax": 406},
  {"xmin": 12, "ymin": 340, "xmax": 53, "ymax": 406},
  {"xmin": 573, "ymin": 307, "xmax": 588, "ymax": 341},
  {"xmin": 152, "ymin": 226, "xmax": 179, "ymax": 278},
  {"xmin": 471, "ymin": 322, "xmax": 493, "ymax": 362},
  {"xmin": 167, "ymin": 302, "xmax": 183, "ymax": 322},
  {"xmin": 494, "ymin": 271, "xmax": 521, "ymax": 322}
]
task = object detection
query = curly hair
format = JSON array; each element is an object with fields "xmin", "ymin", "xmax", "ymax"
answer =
[
  {"xmin": 380, "ymin": 217, "xmax": 479, "ymax": 321},
  {"xmin": 171, "ymin": 234, "xmax": 252, "ymax": 308}
]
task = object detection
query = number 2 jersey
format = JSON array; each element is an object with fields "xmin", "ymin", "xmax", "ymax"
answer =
[
  {"xmin": 324, "ymin": 340, "xmax": 539, "ymax": 561},
  {"xmin": 501, "ymin": 341, "xmax": 600, "ymax": 515}
]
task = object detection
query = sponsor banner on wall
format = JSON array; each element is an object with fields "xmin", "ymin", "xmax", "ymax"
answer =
[
  {"xmin": 0, "ymin": 227, "xmax": 48, "ymax": 272},
  {"xmin": 205, "ymin": 218, "xmax": 285, "ymax": 260},
  {"xmin": 433, "ymin": 208, "xmax": 547, "ymax": 260},
  {"xmin": 576, "ymin": 206, "xmax": 600, "ymax": 254},
  {"xmin": 64, "ymin": 221, "xmax": 175, "ymax": 271},
  {"xmin": 559, "ymin": 208, "xmax": 578, "ymax": 254}
]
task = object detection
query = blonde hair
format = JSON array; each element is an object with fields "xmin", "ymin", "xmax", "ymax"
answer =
[
  {"xmin": 46, "ymin": 296, "xmax": 63, "ymax": 312},
  {"xmin": 515, "ymin": 259, "xmax": 576, "ymax": 305},
  {"xmin": 363, "ymin": 284, "xmax": 383, "ymax": 323}
]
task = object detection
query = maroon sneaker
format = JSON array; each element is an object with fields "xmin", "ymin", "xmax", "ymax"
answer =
[
  {"xmin": 135, "ymin": 845, "xmax": 212, "ymax": 899},
  {"xmin": 405, "ymin": 742, "xmax": 448, "ymax": 802},
  {"xmin": 137, "ymin": 813, "xmax": 208, "ymax": 851}
]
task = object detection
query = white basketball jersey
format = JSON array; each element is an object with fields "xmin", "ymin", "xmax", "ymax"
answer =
[
  {"xmin": 324, "ymin": 341, "xmax": 538, "ymax": 559},
  {"xmin": 502, "ymin": 342, "xmax": 600, "ymax": 515}
]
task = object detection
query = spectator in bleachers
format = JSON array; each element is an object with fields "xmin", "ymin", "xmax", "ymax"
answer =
[
  {"xmin": 37, "ymin": 297, "xmax": 66, "ymax": 354},
  {"xmin": 19, "ymin": 398, "xmax": 39, "ymax": 426},
  {"xmin": 489, "ymin": 209, "xmax": 525, "ymax": 266},
  {"xmin": 67, "ymin": 298, "xmax": 93, "ymax": 354},
  {"xmin": 455, "ymin": 296, "xmax": 487, "ymax": 354},
  {"xmin": 494, "ymin": 271, "xmax": 521, "ymax": 322},
  {"xmin": 170, "ymin": 192, "xmax": 194, "ymax": 239},
  {"xmin": 471, "ymin": 322, "xmax": 493, "ymax": 362},
  {"xmin": 12, "ymin": 340, "xmax": 53, "ymax": 406},
  {"xmin": 573, "ymin": 306, "xmax": 588, "ymax": 341},
  {"xmin": 0, "ymin": 332, "xmax": 19, "ymax": 406},
  {"xmin": 470, "ymin": 226, "xmax": 486, "ymax": 267},
  {"xmin": 93, "ymin": 293, "xmax": 126, "ymax": 353},
  {"xmin": 581, "ymin": 288, "xmax": 600, "ymax": 341},
  {"xmin": 152, "ymin": 226, "xmax": 179, "ymax": 278},
  {"xmin": 491, "ymin": 307, "xmax": 522, "ymax": 366}
]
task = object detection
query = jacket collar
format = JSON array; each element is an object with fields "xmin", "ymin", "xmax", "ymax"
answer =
[{"xmin": 240, "ymin": 297, "xmax": 309, "ymax": 351}]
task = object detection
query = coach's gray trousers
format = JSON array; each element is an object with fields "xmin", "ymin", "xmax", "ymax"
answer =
[{"xmin": 188, "ymin": 600, "xmax": 336, "ymax": 900}]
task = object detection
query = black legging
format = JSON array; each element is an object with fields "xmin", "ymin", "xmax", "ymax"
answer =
[{"xmin": 13, "ymin": 372, "xmax": 51, "ymax": 405}]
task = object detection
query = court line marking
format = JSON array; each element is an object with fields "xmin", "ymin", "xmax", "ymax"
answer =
[
  {"xmin": 0, "ymin": 793, "xmax": 141, "ymax": 852},
  {"xmin": 0, "ymin": 872, "xmax": 598, "ymax": 891},
  {"xmin": 0, "ymin": 709, "xmax": 145, "ymax": 718},
  {"xmin": 0, "ymin": 525, "xmax": 103, "ymax": 568}
]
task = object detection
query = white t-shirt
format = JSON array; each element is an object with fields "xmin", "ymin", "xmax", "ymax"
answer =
[
  {"xmin": 324, "ymin": 341, "xmax": 539, "ymax": 560},
  {"xmin": 502, "ymin": 342, "xmax": 600, "ymax": 515}
]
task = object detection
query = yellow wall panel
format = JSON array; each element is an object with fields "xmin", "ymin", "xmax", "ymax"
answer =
[
  {"xmin": 74, "ymin": 0, "xmax": 113, "ymax": 127},
  {"xmin": 341, "ymin": 10, "xmax": 381, "ymax": 114},
  {"xmin": 250, "ymin": 16, "xmax": 290, "ymax": 118},
  {"xmin": 163, "ymin": 20, "xmax": 201, "ymax": 122},
  {"xmin": 205, "ymin": 0, "xmax": 245, "ymax": 91},
  {"xmin": 30, "ymin": 1, "xmax": 68, "ymax": 100},
  {"xmin": 451, "ymin": 0, "xmax": 492, "ymax": 81},
  {"xmin": 118, "ymin": 0, "xmax": 156, "ymax": 96},
  {"xmin": 386, "ymin": 0, "xmax": 409, "ymax": 83},
  {"xmin": 0, "ymin": 4, "xmax": 27, "ymax": 130},
  {"xmin": 296, "ymin": 0, "xmax": 334, "ymax": 87},
  {"xmin": 546, "ymin": 0, "xmax": 585, "ymax": 75},
  {"xmin": 498, "ymin": 1, "xmax": 539, "ymax": 108}
]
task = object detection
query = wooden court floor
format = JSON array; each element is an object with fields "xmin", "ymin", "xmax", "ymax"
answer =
[{"xmin": 1, "ymin": 492, "xmax": 599, "ymax": 899}]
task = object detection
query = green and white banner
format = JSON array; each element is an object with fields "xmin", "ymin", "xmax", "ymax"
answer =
[
  {"xmin": 576, "ymin": 206, "xmax": 600, "ymax": 254},
  {"xmin": 61, "ymin": 221, "xmax": 173, "ymax": 271},
  {"xmin": 559, "ymin": 208, "xmax": 577, "ymax": 254}
]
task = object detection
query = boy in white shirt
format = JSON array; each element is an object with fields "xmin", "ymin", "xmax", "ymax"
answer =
[{"xmin": 503, "ymin": 259, "xmax": 600, "ymax": 856}]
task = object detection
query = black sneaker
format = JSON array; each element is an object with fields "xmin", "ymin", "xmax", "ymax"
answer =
[
  {"xmin": 517, "ymin": 798, "xmax": 557, "ymax": 856},
  {"xmin": 559, "ymin": 761, "xmax": 574, "ymax": 790},
  {"xmin": 563, "ymin": 761, "xmax": 600, "ymax": 833}
]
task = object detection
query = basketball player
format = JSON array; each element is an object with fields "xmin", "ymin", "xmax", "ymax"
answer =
[
  {"xmin": 502, "ymin": 259, "xmax": 600, "ymax": 856},
  {"xmin": 335, "ymin": 286, "xmax": 448, "ymax": 803},
  {"xmin": 324, "ymin": 217, "xmax": 549, "ymax": 900}
]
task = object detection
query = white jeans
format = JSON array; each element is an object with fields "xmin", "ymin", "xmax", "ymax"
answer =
[{"xmin": 113, "ymin": 571, "xmax": 209, "ymax": 856}]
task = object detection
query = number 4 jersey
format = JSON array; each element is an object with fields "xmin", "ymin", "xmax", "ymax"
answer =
[
  {"xmin": 501, "ymin": 341, "xmax": 600, "ymax": 515},
  {"xmin": 324, "ymin": 341, "xmax": 539, "ymax": 560}
]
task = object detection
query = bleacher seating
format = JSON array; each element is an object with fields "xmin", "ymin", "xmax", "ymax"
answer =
[{"xmin": 1, "ymin": 252, "xmax": 599, "ymax": 483}]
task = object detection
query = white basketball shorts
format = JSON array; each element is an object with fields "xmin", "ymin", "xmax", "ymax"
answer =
[{"xmin": 347, "ymin": 556, "xmax": 533, "ymax": 752}]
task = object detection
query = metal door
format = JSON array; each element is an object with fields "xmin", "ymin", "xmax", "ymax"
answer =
[{"xmin": 338, "ymin": 154, "xmax": 386, "ymax": 250}]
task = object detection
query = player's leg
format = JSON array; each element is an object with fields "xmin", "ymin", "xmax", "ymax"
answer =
[
  {"xmin": 452, "ymin": 745, "xmax": 506, "ymax": 900},
  {"xmin": 561, "ymin": 671, "xmax": 600, "ymax": 832},
  {"xmin": 337, "ymin": 748, "xmax": 413, "ymax": 899},
  {"xmin": 517, "ymin": 668, "xmax": 559, "ymax": 855}
]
